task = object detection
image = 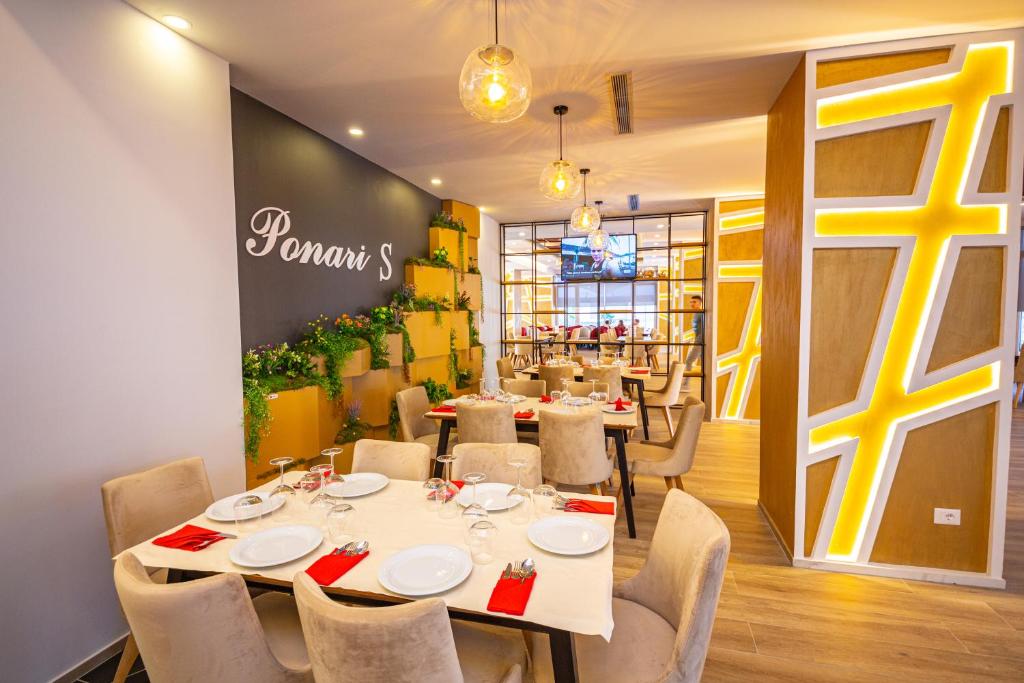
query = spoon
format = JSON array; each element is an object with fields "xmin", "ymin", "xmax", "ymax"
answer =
[
  {"xmin": 345, "ymin": 540, "xmax": 369, "ymax": 556},
  {"xmin": 332, "ymin": 542, "xmax": 355, "ymax": 556},
  {"xmin": 519, "ymin": 557, "xmax": 535, "ymax": 583}
]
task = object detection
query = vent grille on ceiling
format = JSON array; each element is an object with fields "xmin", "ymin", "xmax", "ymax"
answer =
[
  {"xmin": 609, "ymin": 71, "xmax": 634, "ymax": 135},
  {"xmin": 627, "ymin": 194, "xmax": 640, "ymax": 211}
]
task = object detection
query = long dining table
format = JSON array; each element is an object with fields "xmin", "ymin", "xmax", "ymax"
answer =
[
  {"xmin": 121, "ymin": 471, "xmax": 617, "ymax": 683},
  {"xmin": 426, "ymin": 396, "xmax": 640, "ymax": 539}
]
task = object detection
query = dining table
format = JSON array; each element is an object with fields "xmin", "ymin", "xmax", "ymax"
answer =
[
  {"xmin": 426, "ymin": 395, "xmax": 640, "ymax": 539},
  {"xmin": 120, "ymin": 470, "xmax": 617, "ymax": 683}
]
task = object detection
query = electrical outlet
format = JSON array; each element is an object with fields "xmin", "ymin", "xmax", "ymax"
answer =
[{"xmin": 934, "ymin": 508, "xmax": 961, "ymax": 525}]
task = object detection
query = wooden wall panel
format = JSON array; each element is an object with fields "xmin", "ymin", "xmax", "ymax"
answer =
[
  {"xmin": 719, "ymin": 230, "xmax": 763, "ymax": 261},
  {"xmin": 815, "ymin": 47, "xmax": 951, "ymax": 88},
  {"xmin": 804, "ymin": 455, "xmax": 840, "ymax": 555},
  {"xmin": 979, "ymin": 105, "xmax": 1011, "ymax": 193},
  {"xmin": 870, "ymin": 404, "xmax": 995, "ymax": 572},
  {"xmin": 808, "ymin": 248, "xmax": 897, "ymax": 415},
  {"xmin": 717, "ymin": 281, "xmax": 755, "ymax": 355},
  {"xmin": 745, "ymin": 361, "xmax": 762, "ymax": 420},
  {"xmin": 715, "ymin": 373, "xmax": 730, "ymax": 417},
  {"xmin": 814, "ymin": 121, "xmax": 932, "ymax": 198}
]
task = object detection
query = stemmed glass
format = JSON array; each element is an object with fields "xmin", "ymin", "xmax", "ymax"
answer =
[
  {"xmin": 298, "ymin": 472, "xmax": 321, "ymax": 508},
  {"xmin": 309, "ymin": 464, "xmax": 339, "ymax": 524},
  {"xmin": 560, "ymin": 378, "xmax": 571, "ymax": 406},
  {"xmin": 436, "ymin": 454, "xmax": 460, "ymax": 519},
  {"xmin": 423, "ymin": 476, "xmax": 445, "ymax": 512},
  {"xmin": 233, "ymin": 494, "xmax": 263, "ymax": 534},
  {"xmin": 268, "ymin": 457, "xmax": 297, "ymax": 521},
  {"xmin": 508, "ymin": 454, "xmax": 531, "ymax": 525},
  {"xmin": 461, "ymin": 472, "xmax": 488, "ymax": 527},
  {"xmin": 321, "ymin": 447, "xmax": 346, "ymax": 495},
  {"xmin": 481, "ymin": 378, "xmax": 496, "ymax": 401},
  {"xmin": 587, "ymin": 379, "xmax": 601, "ymax": 404}
]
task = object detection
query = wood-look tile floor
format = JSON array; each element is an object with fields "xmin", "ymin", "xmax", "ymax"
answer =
[{"xmin": 606, "ymin": 402, "xmax": 1024, "ymax": 681}]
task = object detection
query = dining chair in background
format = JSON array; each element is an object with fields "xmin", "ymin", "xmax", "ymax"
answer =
[
  {"xmin": 496, "ymin": 355, "xmax": 517, "ymax": 380},
  {"xmin": 563, "ymin": 381, "xmax": 609, "ymax": 398},
  {"xmin": 114, "ymin": 552, "xmax": 312, "ymax": 682},
  {"xmin": 101, "ymin": 457, "xmax": 215, "ymax": 683},
  {"xmin": 396, "ymin": 386, "xmax": 455, "ymax": 453},
  {"xmin": 538, "ymin": 365, "xmax": 574, "ymax": 394},
  {"xmin": 452, "ymin": 442, "xmax": 542, "ymax": 488},
  {"xmin": 582, "ymin": 366, "xmax": 624, "ymax": 402},
  {"xmin": 539, "ymin": 409, "xmax": 613, "ymax": 495},
  {"xmin": 351, "ymin": 439, "xmax": 431, "ymax": 480},
  {"xmin": 456, "ymin": 401, "xmax": 518, "ymax": 444},
  {"xmin": 567, "ymin": 327, "xmax": 582, "ymax": 357},
  {"xmin": 512, "ymin": 338, "xmax": 534, "ymax": 369},
  {"xmin": 625, "ymin": 396, "xmax": 705, "ymax": 492},
  {"xmin": 645, "ymin": 333, "xmax": 664, "ymax": 370},
  {"xmin": 293, "ymin": 573, "xmax": 526, "ymax": 682},
  {"xmin": 641, "ymin": 361, "xmax": 686, "ymax": 436},
  {"xmin": 528, "ymin": 489, "xmax": 730, "ymax": 682},
  {"xmin": 500, "ymin": 378, "xmax": 546, "ymax": 397}
]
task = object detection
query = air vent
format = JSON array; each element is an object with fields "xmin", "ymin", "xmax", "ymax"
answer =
[
  {"xmin": 609, "ymin": 71, "xmax": 634, "ymax": 134},
  {"xmin": 627, "ymin": 194, "xmax": 640, "ymax": 211}
]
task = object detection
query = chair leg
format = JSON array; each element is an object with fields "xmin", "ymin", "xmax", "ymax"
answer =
[
  {"xmin": 1016, "ymin": 381, "xmax": 1024, "ymax": 407},
  {"xmin": 673, "ymin": 475, "xmax": 684, "ymax": 490},
  {"xmin": 599, "ymin": 481, "xmax": 609, "ymax": 496},
  {"xmin": 588, "ymin": 484, "xmax": 601, "ymax": 496},
  {"xmin": 662, "ymin": 406, "xmax": 674, "ymax": 437},
  {"xmin": 113, "ymin": 633, "xmax": 139, "ymax": 683},
  {"xmin": 663, "ymin": 476, "xmax": 674, "ymax": 491}
]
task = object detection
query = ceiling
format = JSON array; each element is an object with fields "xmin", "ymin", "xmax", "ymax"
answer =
[{"xmin": 126, "ymin": 0, "xmax": 1024, "ymax": 223}]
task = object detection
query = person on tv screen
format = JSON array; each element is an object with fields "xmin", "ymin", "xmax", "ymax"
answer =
[{"xmin": 589, "ymin": 244, "xmax": 626, "ymax": 278}]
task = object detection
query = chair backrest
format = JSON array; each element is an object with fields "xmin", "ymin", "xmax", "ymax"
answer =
[
  {"xmin": 538, "ymin": 365, "xmax": 575, "ymax": 392},
  {"xmin": 661, "ymin": 361, "xmax": 687, "ymax": 402},
  {"xmin": 614, "ymin": 490, "xmax": 729, "ymax": 682},
  {"xmin": 114, "ymin": 552, "xmax": 306, "ymax": 682},
  {"xmin": 571, "ymin": 354, "xmax": 585, "ymax": 366},
  {"xmin": 293, "ymin": 573, "xmax": 465, "ymax": 682},
  {"xmin": 514, "ymin": 338, "xmax": 533, "ymax": 355},
  {"xmin": 396, "ymin": 386, "xmax": 438, "ymax": 442},
  {"xmin": 352, "ymin": 439, "xmax": 431, "ymax": 480},
  {"xmin": 456, "ymin": 402, "xmax": 518, "ymax": 444},
  {"xmin": 662, "ymin": 397, "xmax": 705, "ymax": 475},
  {"xmin": 582, "ymin": 366, "xmax": 624, "ymax": 401},
  {"xmin": 101, "ymin": 457, "xmax": 214, "ymax": 556},
  {"xmin": 496, "ymin": 356, "xmax": 517, "ymax": 380},
  {"xmin": 538, "ymin": 409, "xmax": 609, "ymax": 486},
  {"xmin": 500, "ymin": 378, "xmax": 546, "ymax": 397},
  {"xmin": 564, "ymin": 381, "xmax": 609, "ymax": 398},
  {"xmin": 452, "ymin": 443, "xmax": 542, "ymax": 488}
]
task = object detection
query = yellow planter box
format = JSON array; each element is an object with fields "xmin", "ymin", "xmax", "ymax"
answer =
[
  {"xmin": 429, "ymin": 227, "xmax": 467, "ymax": 271},
  {"xmin": 351, "ymin": 367, "xmax": 407, "ymax": 427},
  {"xmin": 467, "ymin": 237, "xmax": 479, "ymax": 269},
  {"xmin": 386, "ymin": 333, "xmax": 404, "ymax": 366},
  {"xmin": 443, "ymin": 199, "xmax": 480, "ymax": 238},
  {"xmin": 340, "ymin": 347, "xmax": 371, "ymax": 377},
  {"xmin": 405, "ymin": 264, "xmax": 455, "ymax": 302},
  {"xmin": 410, "ymin": 356, "xmax": 452, "ymax": 392},
  {"xmin": 453, "ymin": 310, "xmax": 470, "ymax": 350},
  {"xmin": 406, "ymin": 311, "xmax": 452, "ymax": 359},
  {"xmin": 457, "ymin": 272, "xmax": 482, "ymax": 311}
]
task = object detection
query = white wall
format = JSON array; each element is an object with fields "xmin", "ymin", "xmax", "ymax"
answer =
[
  {"xmin": 0, "ymin": 1, "xmax": 242, "ymax": 680},
  {"xmin": 478, "ymin": 214, "xmax": 502, "ymax": 382}
]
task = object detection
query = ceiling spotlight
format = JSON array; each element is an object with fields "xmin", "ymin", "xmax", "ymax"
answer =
[
  {"xmin": 348, "ymin": 127, "xmax": 364, "ymax": 137},
  {"xmin": 430, "ymin": 178, "xmax": 443, "ymax": 186},
  {"xmin": 161, "ymin": 15, "xmax": 191, "ymax": 30}
]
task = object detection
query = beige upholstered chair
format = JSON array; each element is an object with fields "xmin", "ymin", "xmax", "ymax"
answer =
[
  {"xmin": 352, "ymin": 439, "xmax": 431, "ymax": 480},
  {"xmin": 571, "ymin": 354, "xmax": 585, "ymax": 366},
  {"xmin": 642, "ymin": 361, "xmax": 687, "ymax": 436},
  {"xmin": 396, "ymin": 386, "xmax": 455, "ymax": 452},
  {"xmin": 564, "ymin": 381, "xmax": 609, "ymax": 398},
  {"xmin": 567, "ymin": 327, "xmax": 582, "ymax": 356},
  {"xmin": 645, "ymin": 333, "xmax": 664, "ymax": 370},
  {"xmin": 500, "ymin": 378, "xmax": 546, "ymax": 397},
  {"xmin": 529, "ymin": 490, "xmax": 729, "ymax": 683},
  {"xmin": 512, "ymin": 338, "xmax": 534, "ymax": 369},
  {"xmin": 452, "ymin": 442, "xmax": 542, "ymax": 488},
  {"xmin": 599, "ymin": 330, "xmax": 620, "ymax": 360},
  {"xmin": 457, "ymin": 402, "xmax": 518, "ymax": 444},
  {"xmin": 496, "ymin": 356, "xmax": 517, "ymax": 380},
  {"xmin": 539, "ymin": 409, "xmax": 613, "ymax": 495},
  {"xmin": 538, "ymin": 365, "xmax": 574, "ymax": 394},
  {"xmin": 293, "ymin": 572, "xmax": 525, "ymax": 682},
  {"xmin": 582, "ymin": 366, "xmax": 624, "ymax": 402},
  {"xmin": 101, "ymin": 457, "xmax": 215, "ymax": 682},
  {"xmin": 626, "ymin": 397, "xmax": 704, "ymax": 491},
  {"xmin": 114, "ymin": 552, "xmax": 312, "ymax": 683}
]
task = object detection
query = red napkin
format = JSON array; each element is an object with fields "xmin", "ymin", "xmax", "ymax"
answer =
[
  {"xmin": 613, "ymin": 397, "xmax": 631, "ymax": 411},
  {"xmin": 487, "ymin": 571, "xmax": 538, "ymax": 616},
  {"xmin": 305, "ymin": 550, "xmax": 370, "ymax": 586},
  {"xmin": 514, "ymin": 409, "xmax": 535, "ymax": 419},
  {"xmin": 565, "ymin": 499, "xmax": 616, "ymax": 515},
  {"xmin": 152, "ymin": 524, "xmax": 229, "ymax": 552},
  {"xmin": 432, "ymin": 405, "xmax": 456, "ymax": 413},
  {"xmin": 629, "ymin": 368, "xmax": 650, "ymax": 374},
  {"xmin": 539, "ymin": 395, "xmax": 553, "ymax": 403},
  {"xmin": 427, "ymin": 480, "xmax": 466, "ymax": 502}
]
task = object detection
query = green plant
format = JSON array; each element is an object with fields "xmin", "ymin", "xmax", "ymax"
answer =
[
  {"xmin": 420, "ymin": 377, "xmax": 452, "ymax": 405},
  {"xmin": 300, "ymin": 316, "xmax": 365, "ymax": 400},
  {"xmin": 399, "ymin": 324, "xmax": 415, "ymax": 381},
  {"xmin": 405, "ymin": 255, "xmax": 453, "ymax": 270},
  {"xmin": 242, "ymin": 377, "xmax": 271, "ymax": 462},
  {"xmin": 391, "ymin": 283, "xmax": 416, "ymax": 312},
  {"xmin": 456, "ymin": 367, "xmax": 474, "ymax": 390},
  {"xmin": 412, "ymin": 294, "xmax": 450, "ymax": 325},
  {"xmin": 467, "ymin": 309, "xmax": 480, "ymax": 347},
  {"xmin": 336, "ymin": 400, "xmax": 371, "ymax": 444},
  {"xmin": 456, "ymin": 289, "xmax": 472, "ymax": 311},
  {"xmin": 467, "ymin": 257, "xmax": 481, "ymax": 275},
  {"xmin": 429, "ymin": 211, "xmax": 466, "ymax": 231},
  {"xmin": 448, "ymin": 330, "xmax": 459, "ymax": 383},
  {"xmin": 388, "ymin": 398, "xmax": 401, "ymax": 439},
  {"xmin": 431, "ymin": 246, "xmax": 451, "ymax": 267}
]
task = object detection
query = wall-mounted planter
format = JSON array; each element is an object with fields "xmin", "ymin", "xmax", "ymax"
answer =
[
  {"xmin": 405, "ymin": 264, "xmax": 455, "ymax": 302},
  {"xmin": 340, "ymin": 347, "xmax": 371, "ymax": 377},
  {"xmin": 457, "ymin": 272, "xmax": 482, "ymax": 311},
  {"xmin": 405, "ymin": 311, "xmax": 453, "ymax": 359},
  {"xmin": 386, "ymin": 333, "xmax": 404, "ymax": 366},
  {"xmin": 428, "ymin": 227, "xmax": 467, "ymax": 271}
]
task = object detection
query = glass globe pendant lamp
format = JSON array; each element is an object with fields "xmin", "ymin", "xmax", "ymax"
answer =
[
  {"xmin": 570, "ymin": 168, "xmax": 601, "ymax": 233},
  {"xmin": 458, "ymin": 0, "xmax": 531, "ymax": 123},
  {"xmin": 539, "ymin": 105, "xmax": 581, "ymax": 201},
  {"xmin": 586, "ymin": 201, "xmax": 608, "ymax": 250}
]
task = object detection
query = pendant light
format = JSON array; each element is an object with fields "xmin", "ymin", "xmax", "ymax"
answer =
[
  {"xmin": 570, "ymin": 168, "xmax": 601, "ymax": 233},
  {"xmin": 586, "ymin": 201, "xmax": 608, "ymax": 250},
  {"xmin": 458, "ymin": 0, "xmax": 531, "ymax": 123},
  {"xmin": 539, "ymin": 105, "xmax": 581, "ymax": 201}
]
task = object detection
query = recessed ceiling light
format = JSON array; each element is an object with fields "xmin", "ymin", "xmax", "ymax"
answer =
[
  {"xmin": 348, "ymin": 127, "xmax": 364, "ymax": 137},
  {"xmin": 656, "ymin": 223, "xmax": 665, "ymax": 228},
  {"xmin": 162, "ymin": 15, "xmax": 191, "ymax": 30},
  {"xmin": 430, "ymin": 178, "xmax": 442, "ymax": 186},
  {"xmin": 518, "ymin": 232, "xmax": 526, "ymax": 237},
  {"xmin": 478, "ymin": 206, "xmax": 487, "ymax": 212}
]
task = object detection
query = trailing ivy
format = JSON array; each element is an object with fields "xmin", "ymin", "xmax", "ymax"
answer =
[
  {"xmin": 399, "ymin": 325, "xmax": 415, "ymax": 381},
  {"xmin": 448, "ymin": 330, "xmax": 459, "ymax": 383},
  {"xmin": 242, "ymin": 377, "xmax": 271, "ymax": 462},
  {"xmin": 467, "ymin": 309, "xmax": 480, "ymax": 347},
  {"xmin": 412, "ymin": 294, "xmax": 449, "ymax": 325},
  {"xmin": 420, "ymin": 377, "xmax": 452, "ymax": 404},
  {"xmin": 388, "ymin": 398, "xmax": 401, "ymax": 439}
]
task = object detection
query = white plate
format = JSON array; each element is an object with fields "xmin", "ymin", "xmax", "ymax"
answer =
[
  {"xmin": 325, "ymin": 472, "xmax": 390, "ymax": 498},
  {"xmin": 229, "ymin": 525, "xmax": 323, "ymax": 568},
  {"xmin": 456, "ymin": 482, "xmax": 522, "ymax": 511},
  {"xmin": 443, "ymin": 398, "xmax": 474, "ymax": 406},
  {"xmin": 497, "ymin": 394, "xmax": 527, "ymax": 404},
  {"xmin": 377, "ymin": 544, "xmax": 473, "ymax": 596},
  {"xmin": 528, "ymin": 516, "xmax": 610, "ymax": 556},
  {"xmin": 563, "ymin": 397, "xmax": 593, "ymax": 407},
  {"xmin": 205, "ymin": 491, "xmax": 286, "ymax": 522},
  {"xmin": 602, "ymin": 404, "xmax": 636, "ymax": 414}
]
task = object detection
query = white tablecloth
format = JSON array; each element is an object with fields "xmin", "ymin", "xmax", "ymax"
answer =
[{"xmin": 121, "ymin": 472, "xmax": 616, "ymax": 640}]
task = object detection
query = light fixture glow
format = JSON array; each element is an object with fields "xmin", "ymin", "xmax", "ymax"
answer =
[
  {"xmin": 430, "ymin": 178, "xmax": 442, "ymax": 186},
  {"xmin": 539, "ymin": 105, "xmax": 581, "ymax": 201},
  {"xmin": 458, "ymin": 1, "xmax": 531, "ymax": 123},
  {"xmin": 570, "ymin": 168, "xmax": 601, "ymax": 233},
  {"xmin": 162, "ymin": 15, "xmax": 190, "ymax": 30},
  {"xmin": 348, "ymin": 127, "xmax": 364, "ymax": 137}
]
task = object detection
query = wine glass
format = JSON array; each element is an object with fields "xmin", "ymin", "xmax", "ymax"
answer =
[
  {"xmin": 326, "ymin": 503, "xmax": 356, "ymax": 547},
  {"xmin": 321, "ymin": 447, "xmax": 346, "ymax": 495},
  {"xmin": 423, "ymin": 476, "xmax": 445, "ymax": 512},
  {"xmin": 508, "ymin": 454, "xmax": 531, "ymax": 525},
  {"xmin": 233, "ymin": 494, "xmax": 263, "ymax": 534},
  {"xmin": 436, "ymin": 454, "xmax": 460, "ymax": 519},
  {"xmin": 298, "ymin": 472, "xmax": 321, "ymax": 509},
  {"xmin": 309, "ymin": 464, "xmax": 339, "ymax": 523},
  {"xmin": 587, "ymin": 379, "xmax": 600, "ymax": 404},
  {"xmin": 461, "ymin": 472, "xmax": 488, "ymax": 527},
  {"xmin": 268, "ymin": 457, "xmax": 297, "ymax": 521},
  {"xmin": 466, "ymin": 519, "xmax": 497, "ymax": 565},
  {"xmin": 533, "ymin": 484, "xmax": 557, "ymax": 518}
]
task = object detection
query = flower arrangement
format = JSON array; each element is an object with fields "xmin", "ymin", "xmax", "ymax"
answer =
[
  {"xmin": 431, "ymin": 246, "xmax": 450, "ymax": 266},
  {"xmin": 336, "ymin": 400, "xmax": 371, "ymax": 444},
  {"xmin": 429, "ymin": 211, "xmax": 466, "ymax": 232}
]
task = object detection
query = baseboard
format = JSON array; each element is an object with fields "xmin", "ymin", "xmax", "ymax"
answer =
[
  {"xmin": 52, "ymin": 632, "xmax": 128, "ymax": 683},
  {"xmin": 792, "ymin": 557, "xmax": 1006, "ymax": 589},
  {"xmin": 757, "ymin": 499, "xmax": 794, "ymax": 562}
]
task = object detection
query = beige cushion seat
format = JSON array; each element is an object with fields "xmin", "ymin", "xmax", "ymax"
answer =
[
  {"xmin": 626, "ymin": 396, "xmax": 704, "ymax": 489},
  {"xmin": 254, "ymin": 592, "xmax": 315, "ymax": 672}
]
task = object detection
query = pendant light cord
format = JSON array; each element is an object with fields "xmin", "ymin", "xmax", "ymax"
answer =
[
  {"xmin": 558, "ymin": 111, "xmax": 563, "ymax": 160},
  {"xmin": 493, "ymin": 0, "xmax": 499, "ymax": 44}
]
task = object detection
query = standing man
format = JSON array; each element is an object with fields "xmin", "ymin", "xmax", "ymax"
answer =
[{"xmin": 684, "ymin": 295, "xmax": 704, "ymax": 388}]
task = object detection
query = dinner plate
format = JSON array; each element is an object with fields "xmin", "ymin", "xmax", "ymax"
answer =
[
  {"xmin": 377, "ymin": 544, "xmax": 473, "ymax": 596},
  {"xmin": 497, "ymin": 394, "xmax": 526, "ymax": 404},
  {"xmin": 563, "ymin": 396, "xmax": 593, "ymax": 407},
  {"xmin": 205, "ymin": 491, "xmax": 286, "ymax": 522},
  {"xmin": 443, "ymin": 398, "xmax": 475, "ymax": 406},
  {"xmin": 455, "ymin": 482, "xmax": 522, "ymax": 511},
  {"xmin": 325, "ymin": 472, "xmax": 389, "ymax": 498},
  {"xmin": 602, "ymin": 404, "xmax": 636, "ymax": 414},
  {"xmin": 229, "ymin": 525, "xmax": 323, "ymax": 568},
  {"xmin": 527, "ymin": 516, "xmax": 610, "ymax": 556}
]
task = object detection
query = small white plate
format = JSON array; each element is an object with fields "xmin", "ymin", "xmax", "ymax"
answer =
[
  {"xmin": 325, "ymin": 472, "xmax": 390, "ymax": 498},
  {"xmin": 229, "ymin": 525, "xmax": 323, "ymax": 568},
  {"xmin": 528, "ymin": 516, "xmax": 610, "ymax": 556},
  {"xmin": 205, "ymin": 491, "xmax": 285, "ymax": 522},
  {"xmin": 602, "ymin": 404, "xmax": 636, "ymax": 414},
  {"xmin": 456, "ymin": 482, "xmax": 522, "ymax": 511},
  {"xmin": 377, "ymin": 544, "xmax": 473, "ymax": 596}
]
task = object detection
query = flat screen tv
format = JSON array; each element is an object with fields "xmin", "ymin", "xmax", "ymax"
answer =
[{"xmin": 560, "ymin": 234, "xmax": 637, "ymax": 280}]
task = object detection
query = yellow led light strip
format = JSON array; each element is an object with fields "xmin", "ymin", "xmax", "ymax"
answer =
[
  {"xmin": 716, "ymin": 263, "xmax": 762, "ymax": 419},
  {"xmin": 720, "ymin": 210, "xmax": 765, "ymax": 232},
  {"xmin": 811, "ymin": 42, "xmax": 1012, "ymax": 561}
]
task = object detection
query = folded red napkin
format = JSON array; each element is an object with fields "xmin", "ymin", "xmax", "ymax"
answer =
[
  {"xmin": 305, "ymin": 550, "xmax": 370, "ymax": 586},
  {"xmin": 514, "ymin": 410, "xmax": 535, "ymax": 419},
  {"xmin": 152, "ymin": 524, "xmax": 228, "ymax": 552},
  {"xmin": 539, "ymin": 395, "xmax": 553, "ymax": 403},
  {"xmin": 487, "ymin": 571, "xmax": 538, "ymax": 616},
  {"xmin": 613, "ymin": 397, "xmax": 631, "ymax": 411},
  {"xmin": 629, "ymin": 368, "xmax": 650, "ymax": 374},
  {"xmin": 565, "ymin": 499, "xmax": 616, "ymax": 515},
  {"xmin": 432, "ymin": 405, "xmax": 456, "ymax": 413}
]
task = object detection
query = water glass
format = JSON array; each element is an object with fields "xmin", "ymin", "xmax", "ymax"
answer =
[
  {"xmin": 461, "ymin": 472, "xmax": 488, "ymax": 528},
  {"xmin": 466, "ymin": 520, "xmax": 498, "ymax": 565},
  {"xmin": 423, "ymin": 476, "xmax": 445, "ymax": 512},
  {"xmin": 436, "ymin": 454, "xmax": 460, "ymax": 519},
  {"xmin": 233, "ymin": 494, "xmax": 263, "ymax": 534},
  {"xmin": 326, "ymin": 503, "xmax": 356, "ymax": 546},
  {"xmin": 533, "ymin": 484, "xmax": 557, "ymax": 518}
]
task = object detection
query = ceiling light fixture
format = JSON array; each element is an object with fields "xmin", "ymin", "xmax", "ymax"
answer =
[
  {"xmin": 570, "ymin": 168, "xmax": 601, "ymax": 233},
  {"xmin": 161, "ymin": 15, "xmax": 190, "ymax": 30},
  {"xmin": 348, "ymin": 127, "xmax": 364, "ymax": 137},
  {"xmin": 430, "ymin": 178, "xmax": 443, "ymax": 186},
  {"xmin": 458, "ymin": 0, "xmax": 531, "ymax": 123},
  {"xmin": 586, "ymin": 201, "xmax": 608, "ymax": 250},
  {"xmin": 539, "ymin": 105, "xmax": 581, "ymax": 201}
]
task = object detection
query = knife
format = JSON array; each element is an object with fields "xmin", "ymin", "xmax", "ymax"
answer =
[{"xmin": 501, "ymin": 562, "xmax": 513, "ymax": 580}]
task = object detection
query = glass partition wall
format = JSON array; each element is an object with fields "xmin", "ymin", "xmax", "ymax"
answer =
[{"xmin": 501, "ymin": 212, "xmax": 707, "ymax": 403}]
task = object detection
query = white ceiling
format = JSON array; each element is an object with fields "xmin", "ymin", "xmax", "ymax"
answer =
[{"xmin": 127, "ymin": 0, "xmax": 1024, "ymax": 223}]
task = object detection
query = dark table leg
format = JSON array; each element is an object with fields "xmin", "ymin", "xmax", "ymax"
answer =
[
  {"xmin": 548, "ymin": 629, "xmax": 579, "ymax": 683},
  {"xmin": 433, "ymin": 421, "xmax": 452, "ymax": 477},
  {"xmin": 636, "ymin": 379, "xmax": 650, "ymax": 440},
  {"xmin": 612, "ymin": 429, "xmax": 636, "ymax": 538}
]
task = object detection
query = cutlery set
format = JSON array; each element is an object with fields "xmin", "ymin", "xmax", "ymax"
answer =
[{"xmin": 502, "ymin": 558, "xmax": 536, "ymax": 583}]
